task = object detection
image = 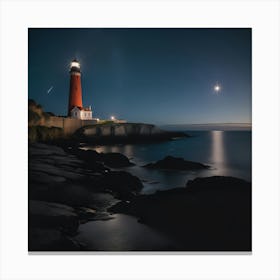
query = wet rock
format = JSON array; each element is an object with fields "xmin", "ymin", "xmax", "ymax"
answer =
[
  {"xmin": 110, "ymin": 176, "xmax": 251, "ymax": 251},
  {"xmin": 29, "ymin": 161, "xmax": 84, "ymax": 181},
  {"xmin": 28, "ymin": 228, "xmax": 83, "ymax": 251},
  {"xmin": 28, "ymin": 142, "xmax": 144, "ymax": 250},
  {"xmin": 144, "ymin": 156, "xmax": 209, "ymax": 170},
  {"xmin": 103, "ymin": 171, "xmax": 143, "ymax": 199},
  {"xmin": 28, "ymin": 200, "xmax": 84, "ymax": 251},
  {"xmin": 29, "ymin": 143, "xmax": 132, "ymax": 207},
  {"xmin": 71, "ymin": 148, "xmax": 134, "ymax": 168},
  {"xmin": 29, "ymin": 200, "xmax": 79, "ymax": 234},
  {"xmin": 29, "ymin": 143, "xmax": 87, "ymax": 187},
  {"xmin": 29, "ymin": 143, "xmax": 67, "ymax": 156},
  {"xmin": 99, "ymin": 152, "xmax": 134, "ymax": 168},
  {"xmin": 76, "ymin": 207, "xmax": 97, "ymax": 220},
  {"xmin": 69, "ymin": 149, "xmax": 106, "ymax": 171}
]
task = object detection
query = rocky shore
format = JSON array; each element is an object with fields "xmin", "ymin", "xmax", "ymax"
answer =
[
  {"xmin": 29, "ymin": 143, "xmax": 143, "ymax": 250},
  {"xmin": 29, "ymin": 142, "xmax": 251, "ymax": 251}
]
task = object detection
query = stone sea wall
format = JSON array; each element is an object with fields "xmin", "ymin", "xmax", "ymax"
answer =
[
  {"xmin": 43, "ymin": 116, "xmax": 165, "ymax": 138},
  {"xmin": 81, "ymin": 123, "xmax": 163, "ymax": 138},
  {"xmin": 44, "ymin": 116, "xmax": 98, "ymax": 135}
]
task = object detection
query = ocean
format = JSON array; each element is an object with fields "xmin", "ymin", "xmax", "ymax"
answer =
[
  {"xmin": 77, "ymin": 130, "xmax": 251, "ymax": 250},
  {"xmin": 84, "ymin": 130, "xmax": 252, "ymax": 194}
]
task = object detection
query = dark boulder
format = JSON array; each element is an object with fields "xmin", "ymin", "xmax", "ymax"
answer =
[
  {"xmin": 99, "ymin": 152, "xmax": 134, "ymax": 168},
  {"xmin": 69, "ymin": 148, "xmax": 109, "ymax": 172},
  {"xmin": 70, "ymin": 148, "xmax": 133, "ymax": 168},
  {"xmin": 144, "ymin": 155, "xmax": 209, "ymax": 170},
  {"xmin": 103, "ymin": 171, "xmax": 143, "ymax": 199},
  {"xmin": 186, "ymin": 176, "xmax": 250, "ymax": 192}
]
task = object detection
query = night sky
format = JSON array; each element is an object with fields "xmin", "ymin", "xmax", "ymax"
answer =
[{"xmin": 28, "ymin": 28, "xmax": 251, "ymax": 125}]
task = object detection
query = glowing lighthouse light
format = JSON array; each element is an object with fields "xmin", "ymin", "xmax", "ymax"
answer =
[{"xmin": 71, "ymin": 61, "xmax": 80, "ymax": 69}]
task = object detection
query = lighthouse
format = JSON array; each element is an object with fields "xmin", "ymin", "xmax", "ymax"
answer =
[{"xmin": 68, "ymin": 59, "xmax": 92, "ymax": 120}]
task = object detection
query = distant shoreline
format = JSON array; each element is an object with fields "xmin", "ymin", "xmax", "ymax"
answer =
[{"xmin": 159, "ymin": 123, "xmax": 252, "ymax": 131}]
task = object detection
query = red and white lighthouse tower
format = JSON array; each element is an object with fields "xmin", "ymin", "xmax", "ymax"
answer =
[
  {"xmin": 68, "ymin": 59, "xmax": 83, "ymax": 116},
  {"xmin": 67, "ymin": 59, "xmax": 93, "ymax": 120}
]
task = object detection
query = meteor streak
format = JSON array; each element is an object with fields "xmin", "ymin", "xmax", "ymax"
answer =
[{"xmin": 47, "ymin": 86, "xmax": 53, "ymax": 94}]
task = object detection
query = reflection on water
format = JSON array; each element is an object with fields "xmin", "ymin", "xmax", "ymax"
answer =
[
  {"xmin": 95, "ymin": 144, "xmax": 135, "ymax": 160},
  {"xmin": 94, "ymin": 145, "xmax": 119, "ymax": 154},
  {"xmin": 83, "ymin": 131, "xmax": 251, "ymax": 194},
  {"xmin": 76, "ymin": 214, "xmax": 176, "ymax": 250},
  {"xmin": 211, "ymin": 130, "xmax": 225, "ymax": 164}
]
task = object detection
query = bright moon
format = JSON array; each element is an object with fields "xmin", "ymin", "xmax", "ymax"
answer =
[{"xmin": 214, "ymin": 84, "xmax": 221, "ymax": 93}]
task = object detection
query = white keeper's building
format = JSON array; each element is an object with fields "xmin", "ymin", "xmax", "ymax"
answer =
[{"xmin": 70, "ymin": 106, "xmax": 93, "ymax": 120}]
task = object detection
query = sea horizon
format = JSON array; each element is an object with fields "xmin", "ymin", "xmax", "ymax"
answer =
[{"xmin": 159, "ymin": 123, "xmax": 252, "ymax": 131}]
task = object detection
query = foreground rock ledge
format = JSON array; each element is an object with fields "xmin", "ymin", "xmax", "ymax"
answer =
[
  {"xmin": 29, "ymin": 200, "xmax": 81, "ymax": 251},
  {"xmin": 28, "ymin": 143, "xmax": 144, "ymax": 251},
  {"xmin": 109, "ymin": 176, "xmax": 252, "ymax": 251}
]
